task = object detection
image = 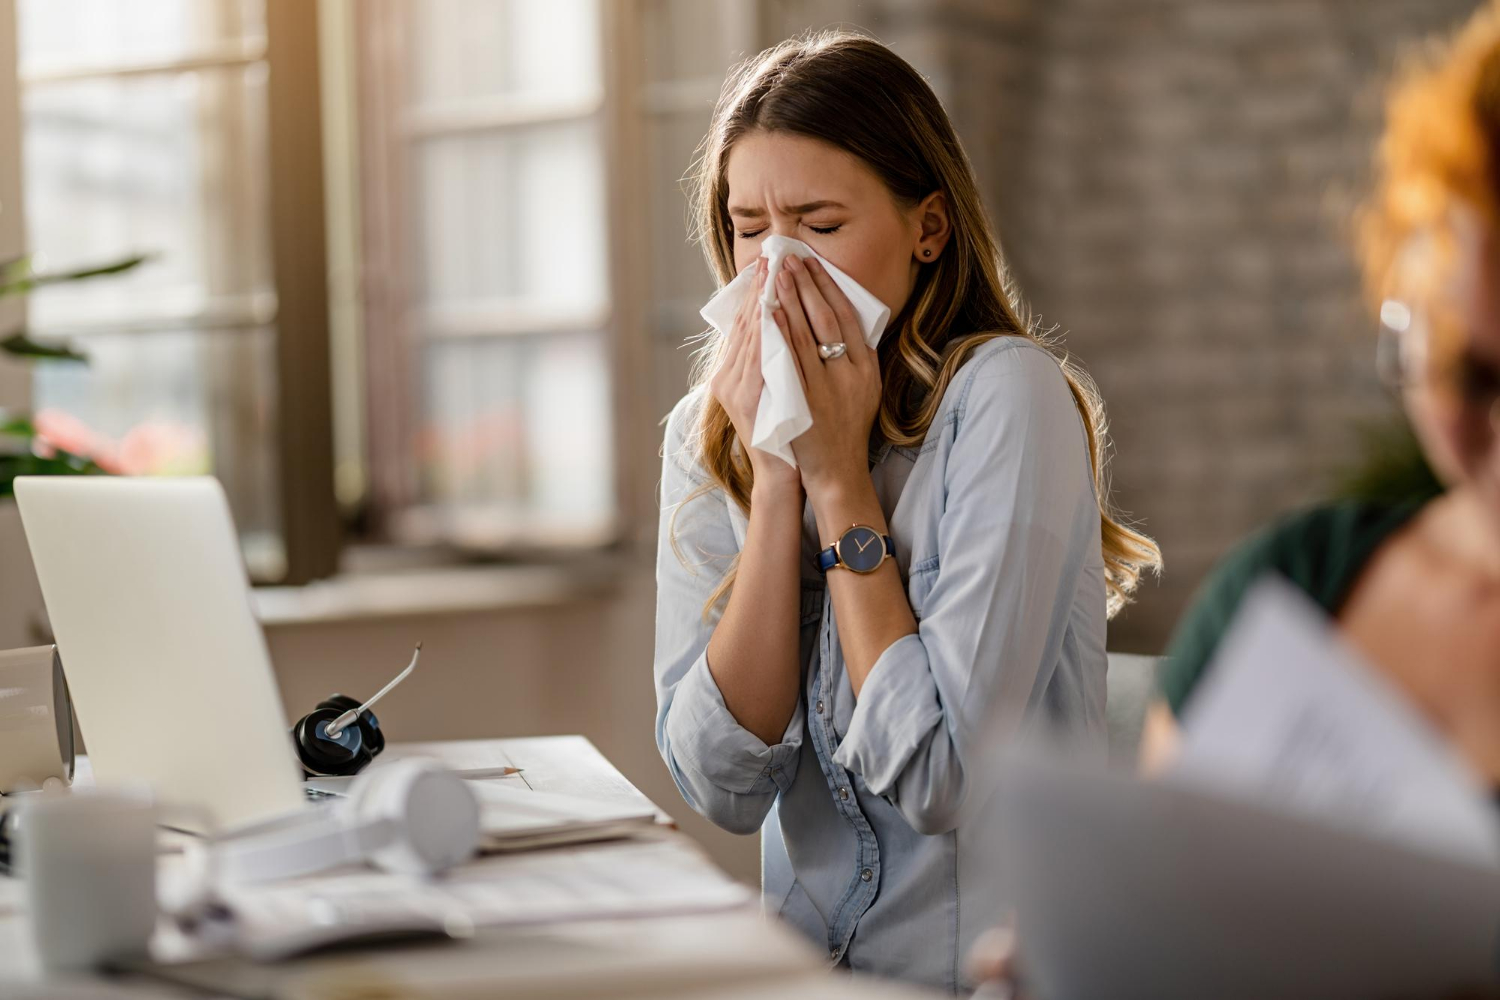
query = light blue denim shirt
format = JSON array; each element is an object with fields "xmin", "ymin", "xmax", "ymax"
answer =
[{"xmin": 653, "ymin": 336, "xmax": 1108, "ymax": 992}]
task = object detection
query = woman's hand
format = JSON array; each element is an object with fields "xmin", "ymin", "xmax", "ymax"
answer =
[
  {"xmin": 709, "ymin": 258, "xmax": 802, "ymax": 497},
  {"xmin": 966, "ymin": 923, "xmax": 1029, "ymax": 999},
  {"xmin": 769, "ymin": 254, "xmax": 882, "ymax": 502}
]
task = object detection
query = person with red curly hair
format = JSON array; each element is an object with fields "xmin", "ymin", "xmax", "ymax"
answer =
[
  {"xmin": 971, "ymin": 11, "xmax": 1500, "ymax": 987},
  {"xmin": 1143, "ymin": 2, "xmax": 1500, "ymax": 774}
]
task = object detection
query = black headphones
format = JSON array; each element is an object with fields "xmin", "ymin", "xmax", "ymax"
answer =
[
  {"xmin": 291, "ymin": 694, "xmax": 388, "ymax": 778},
  {"xmin": 290, "ymin": 644, "xmax": 420, "ymax": 778}
]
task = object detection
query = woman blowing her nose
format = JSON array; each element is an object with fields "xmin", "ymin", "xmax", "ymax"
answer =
[{"xmin": 651, "ymin": 31, "xmax": 1161, "ymax": 991}]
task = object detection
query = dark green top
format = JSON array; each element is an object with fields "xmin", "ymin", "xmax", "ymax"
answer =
[{"xmin": 1159, "ymin": 498, "xmax": 1431, "ymax": 715}]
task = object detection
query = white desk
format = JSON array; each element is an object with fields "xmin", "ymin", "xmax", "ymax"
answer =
[{"xmin": 0, "ymin": 736, "xmax": 941, "ymax": 999}]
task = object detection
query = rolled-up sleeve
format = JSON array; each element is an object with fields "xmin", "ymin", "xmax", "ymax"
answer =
[
  {"xmin": 832, "ymin": 344, "xmax": 1096, "ymax": 836},
  {"xmin": 654, "ymin": 392, "xmax": 803, "ymax": 836}
]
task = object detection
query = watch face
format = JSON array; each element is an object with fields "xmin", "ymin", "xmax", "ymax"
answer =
[{"xmin": 838, "ymin": 526, "xmax": 885, "ymax": 573}]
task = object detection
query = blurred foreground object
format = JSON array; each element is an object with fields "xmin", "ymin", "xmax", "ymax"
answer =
[
  {"xmin": 993, "ymin": 577, "xmax": 1500, "ymax": 999},
  {"xmin": 997, "ymin": 753, "xmax": 1500, "ymax": 1000}
]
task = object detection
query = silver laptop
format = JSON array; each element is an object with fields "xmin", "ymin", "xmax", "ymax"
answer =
[{"xmin": 14, "ymin": 476, "xmax": 306, "ymax": 830}]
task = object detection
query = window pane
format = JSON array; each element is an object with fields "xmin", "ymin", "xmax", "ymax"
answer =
[
  {"xmin": 409, "ymin": 0, "xmax": 600, "ymax": 106},
  {"xmin": 412, "ymin": 119, "xmax": 607, "ymax": 317},
  {"xmin": 22, "ymin": 67, "xmax": 274, "ymax": 328},
  {"xmin": 31, "ymin": 328, "xmax": 284, "ymax": 578},
  {"xmin": 414, "ymin": 332, "xmax": 613, "ymax": 540},
  {"xmin": 18, "ymin": 0, "xmax": 263, "ymax": 73},
  {"xmin": 375, "ymin": 0, "xmax": 615, "ymax": 545},
  {"xmin": 17, "ymin": 1, "xmax": 280, "ymax": 573}
]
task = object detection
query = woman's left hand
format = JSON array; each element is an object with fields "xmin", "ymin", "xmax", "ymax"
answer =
[{"xmin": 770, "ymin": 254, "xmax": 882, "ymax": 500}]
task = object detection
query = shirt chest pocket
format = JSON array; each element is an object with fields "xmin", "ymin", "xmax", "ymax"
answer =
[{"xmin": 906, "ymin": 556, "xmax": 940, "ymax": 621}]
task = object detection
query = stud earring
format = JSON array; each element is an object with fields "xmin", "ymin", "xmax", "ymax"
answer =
[{"xmin": 922, "ymin": 249, "xmax": 933, "ymax": 258}]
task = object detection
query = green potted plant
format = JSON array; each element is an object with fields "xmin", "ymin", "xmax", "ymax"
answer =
[{"xmin": 0, "ymin": 252, "xmax": 147, "ymax": 496}]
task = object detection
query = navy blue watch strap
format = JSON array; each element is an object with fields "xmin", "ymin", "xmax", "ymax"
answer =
[
  {"xmin": 817, "ymin": 545, "xmax": 839, "ymax": 573},
  {"xmin": 816, "ymin": 532, "xmax": 895, "ymax": 573}
]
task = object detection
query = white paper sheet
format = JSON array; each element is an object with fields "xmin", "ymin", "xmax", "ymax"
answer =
[{"xmin": 1168, "ymin": 575, "xmax": 1500, "ymax": 866}]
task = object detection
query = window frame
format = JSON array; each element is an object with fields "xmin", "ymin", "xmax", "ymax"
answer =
[
  {"xmin": 8, "ymin": 0, "xmax": 340, "ymax": 585},
  {"xmin": 6, "ymin": 0, "xmax": 681, "ymax": 588},
  {"xmin": 263, "ymin": 0, "xmax": 340, "ymax": 584},
  {"xmin": 352, "ymin": 0, "xmax": 645, "ymax": 555}
]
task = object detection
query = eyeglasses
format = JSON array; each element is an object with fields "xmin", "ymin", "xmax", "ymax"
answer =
[
  {"xmin": 1378, "ymin": 298, "xmax": 1500, "ymax": 433},
  {"xmin": 1375, "ymin": 299, "xmax": 1415, "ymax": 391}
]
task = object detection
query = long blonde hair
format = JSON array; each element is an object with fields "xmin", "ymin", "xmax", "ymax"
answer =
[{"xmin": 675, "ymin": 31, "xmax": 1160, "ymax": 618}]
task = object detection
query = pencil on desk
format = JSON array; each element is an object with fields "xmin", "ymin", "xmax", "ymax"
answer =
[{"xmin": 454, "ymin": 766, "xmax": 525, "ymax": 779}]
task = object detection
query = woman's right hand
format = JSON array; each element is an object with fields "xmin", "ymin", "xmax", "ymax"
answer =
[{"xmin": 709, "ymin": 258, "xmax": 802, "ymax": 497}]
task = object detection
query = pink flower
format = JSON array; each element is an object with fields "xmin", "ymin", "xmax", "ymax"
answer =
[
  {"xmin": 31, "ymin": 411, "xmax": 208, "ymax": 476},
  {"xmin": 32, "ymin": 409, "xmax": 123, "ymax": 473},
  {"xmin": 118, "ymin": 421, "xmax": 207, "ymax": 476}
]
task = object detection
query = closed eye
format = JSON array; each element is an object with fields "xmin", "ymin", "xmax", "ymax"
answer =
[{"xmin": 736, "ymin": 225, "xmax": 840, "ymax": 238}]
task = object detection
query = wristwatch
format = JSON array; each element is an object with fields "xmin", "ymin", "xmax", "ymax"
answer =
[{"xmin": 817, "ymin": 524, "xmax": 895, "ymax": 575}]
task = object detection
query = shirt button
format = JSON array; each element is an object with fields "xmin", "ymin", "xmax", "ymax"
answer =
[
  {"xmin": 816, "ymin": 700, "xmax": 825, "ymax": 715},
  {"xmin": 860, "ymin": 868, "xmax": 873, "ymax": 883},
  {"xmin": 838, "ymin": 787, "xmax": 849, "ymax": 801}
]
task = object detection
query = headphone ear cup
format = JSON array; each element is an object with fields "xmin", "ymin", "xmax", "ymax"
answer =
[
  {"xmin": 312, "ymin": 695, "xmax": 385, "ymax": 763},
  {"xmin": 316, "ymin": 694, "xmax": 361, "ymax": 715},
  {"xmin": 356, "ymin": 759, "xmax": 480, "ymax": 876},
  {"xmin": 291, "ymin": 707, "xmax": 370, "ymax": 778},
  {"xmin": 347, "ymin": 757, "xmax": 387, "ymax": 815},
  {"xmin": 357, "ymin": 708, "xmax": 386, "ymax": 758}
]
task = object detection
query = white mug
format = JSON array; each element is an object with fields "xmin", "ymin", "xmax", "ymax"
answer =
[
  {"xmin": 0, "ymin": 645, "xmax": 74, "ymax": 793},
  {"xmin": 16, "ymin": 787, "xmax": 158, "ymax": 972}
]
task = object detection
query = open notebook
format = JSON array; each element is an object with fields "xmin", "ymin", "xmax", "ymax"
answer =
[
  {"xmin": 147, "ymin": 783, "xmax": 690, "ymax": 965},
  {"xmin": 151, "ymin": 837, "xmax": 754, "ymax": 965}
]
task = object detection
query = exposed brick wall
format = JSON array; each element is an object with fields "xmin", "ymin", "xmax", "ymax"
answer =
[{"xmin": 760, "ymin": 0, "xmax": 1481, "ymax": 650}]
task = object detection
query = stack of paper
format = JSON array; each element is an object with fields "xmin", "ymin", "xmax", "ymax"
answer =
[
  {"xmin": 303, "ymin": 772, "xmax": 660, "ymax": 852},
  {"xmin": 467, "ymin": 782, "xmax": 658, "ymax": 851}
]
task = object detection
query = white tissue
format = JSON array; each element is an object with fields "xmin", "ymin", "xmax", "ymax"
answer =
[{"xmin": 699, "ymin": 235, "xmax": 891, "ymax": 468}]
